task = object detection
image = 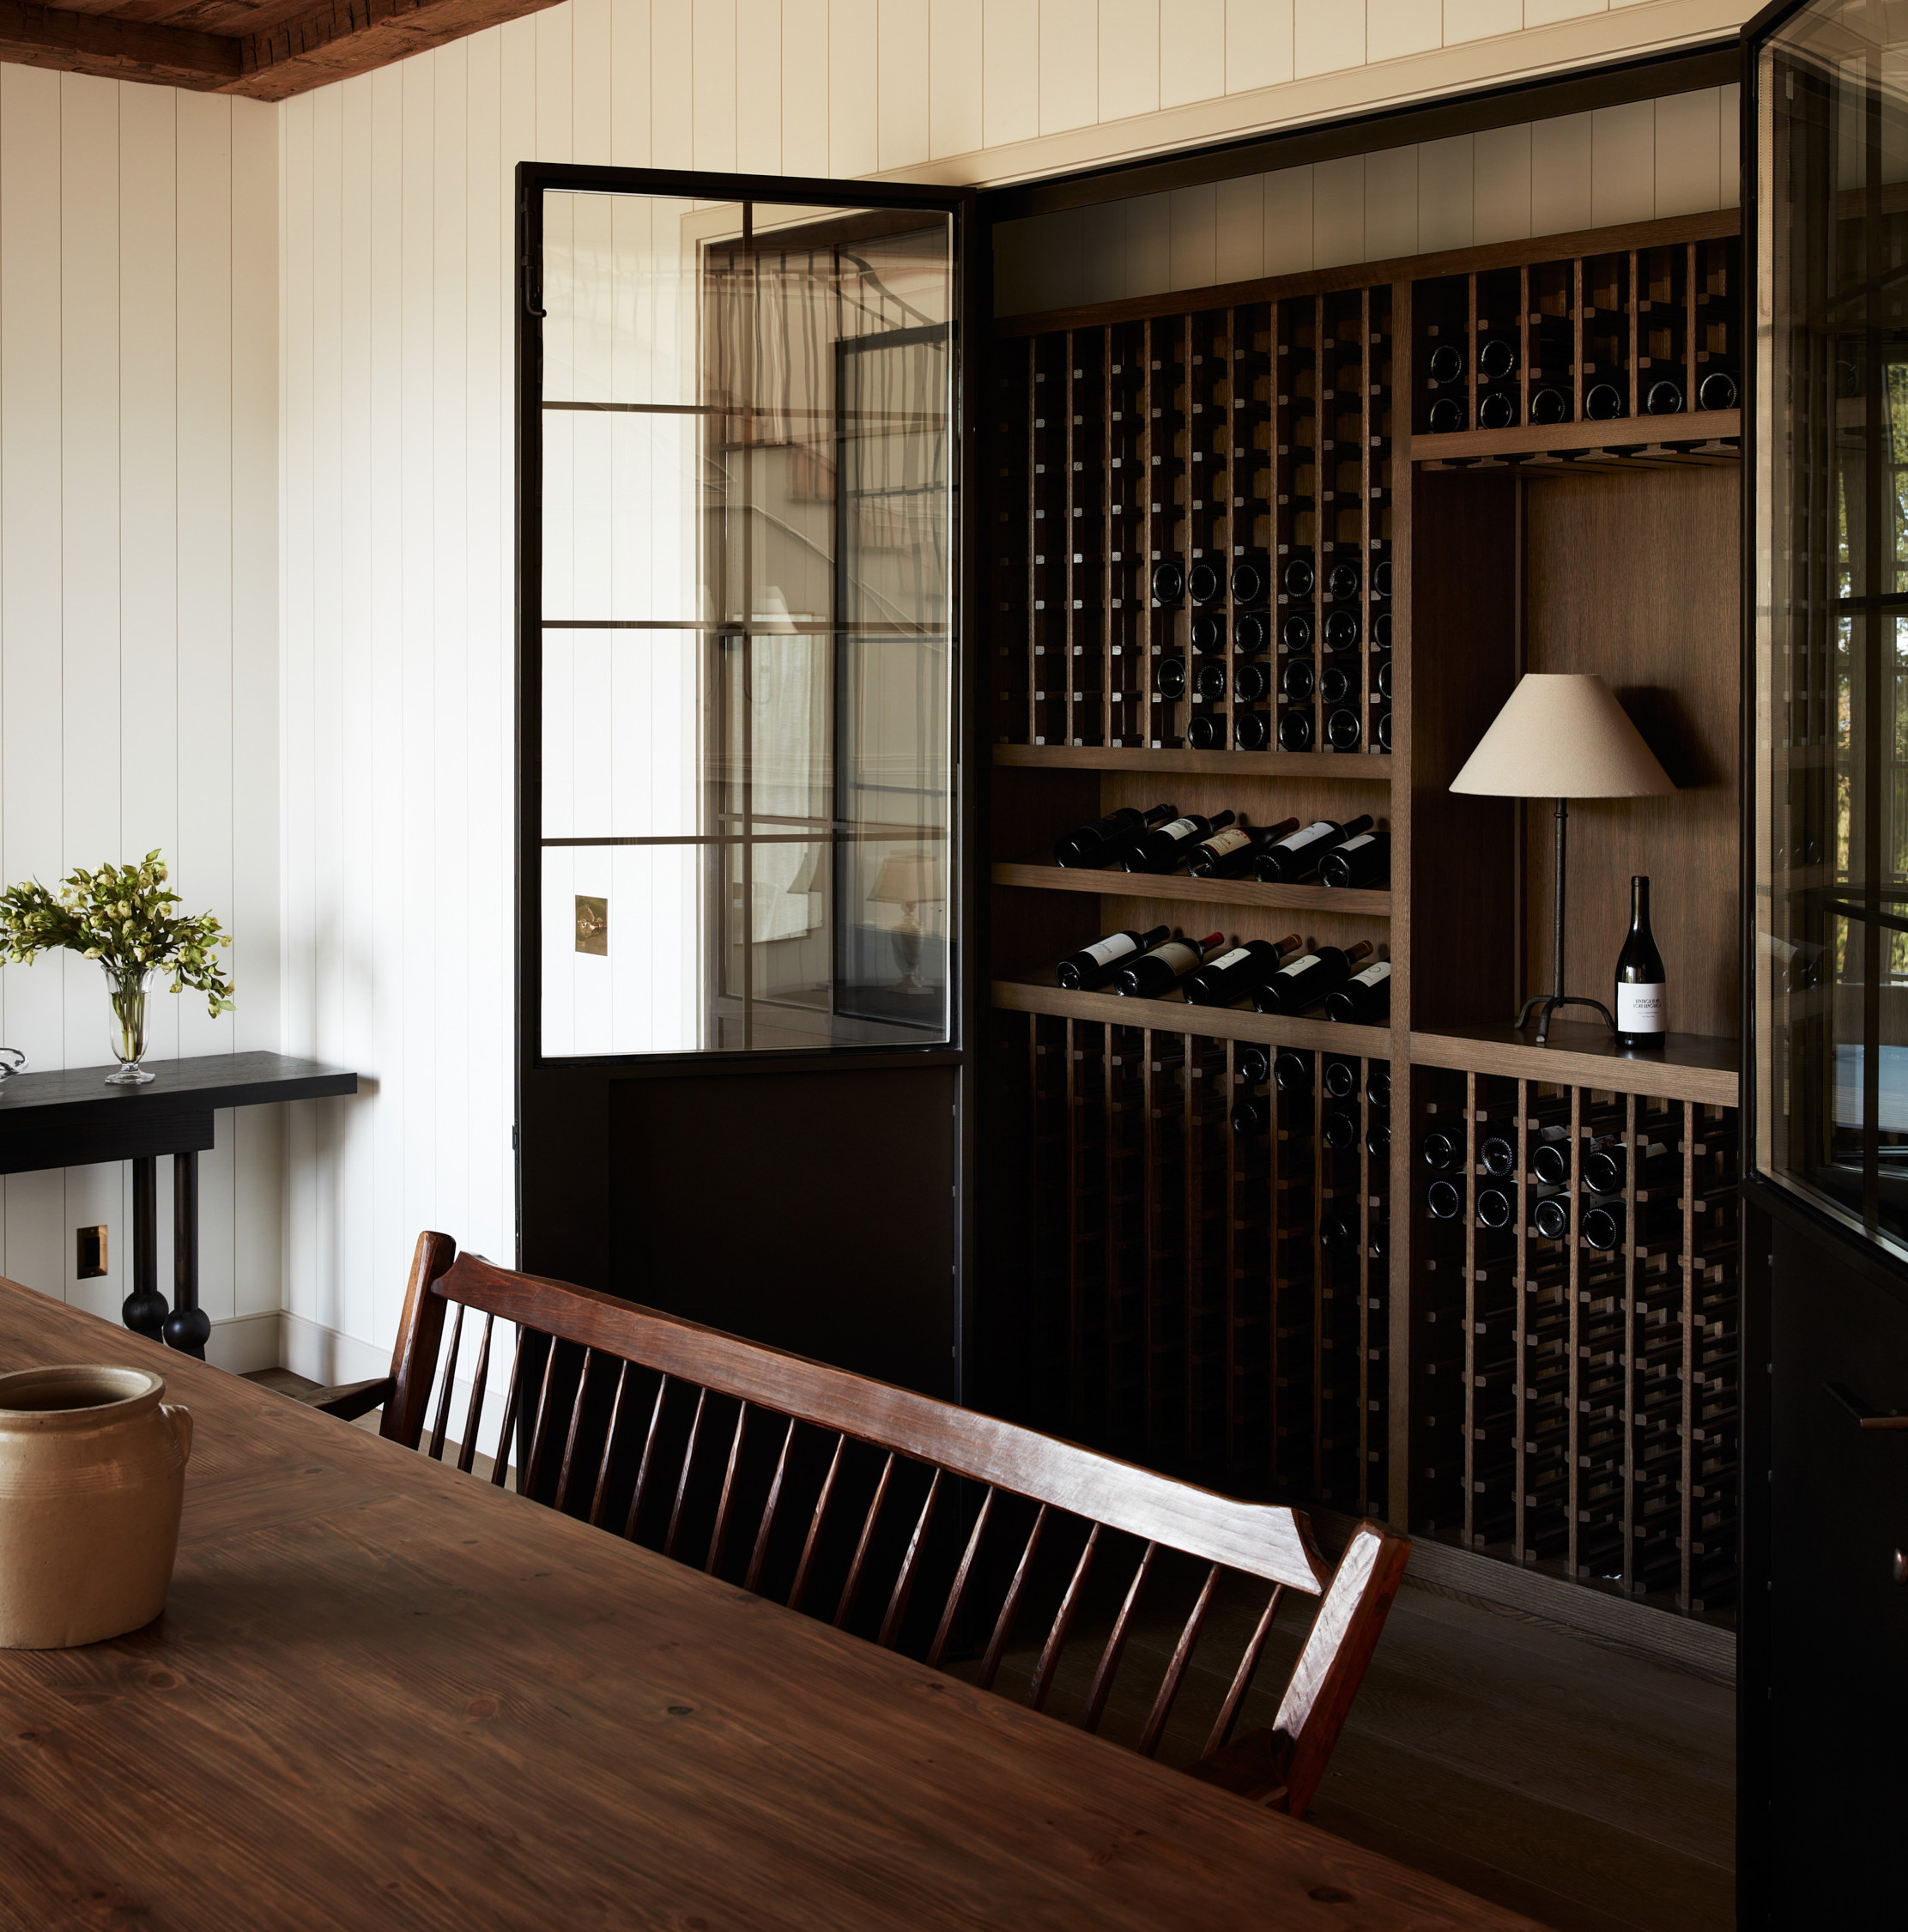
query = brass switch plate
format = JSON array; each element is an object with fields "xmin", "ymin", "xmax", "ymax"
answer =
[
  {"xmin": 574, "ymin": 895, "xmax": 609, "ymax": 956},
  {"xmin": 76, "ymin": 1225, "xmax": 107, "ymax": 1279}
]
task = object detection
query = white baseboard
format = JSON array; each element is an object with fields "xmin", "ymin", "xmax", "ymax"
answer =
[
  {"xmin": 204, "ymin": 1311, "xmax": 283, "ymax": 1377},
  {"xmin": 281, "ymin": 1310, "xmax": 389, "ymax": 1387}
]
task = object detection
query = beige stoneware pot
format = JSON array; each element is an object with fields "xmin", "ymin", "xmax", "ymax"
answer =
[{"xmin": 0, "ymin": 1364, "xmax": 192, "ymax": 1649}]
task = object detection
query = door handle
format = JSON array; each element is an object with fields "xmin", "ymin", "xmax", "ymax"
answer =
[{"xmin": 1828, "ymin": 1381, "xmax": 1908, "ymax": 1429}]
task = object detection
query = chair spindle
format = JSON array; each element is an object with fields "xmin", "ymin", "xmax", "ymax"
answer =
[
  {"xmin": 427, "ymin": 1302, "xmax": 464, "ymax": 1462},
  {"xmin": 1138, "ymin": 1561, "xmax": 1221, "ymax": 1757},
  {"xmin": 878, "ymin": 1467, "xmax": 943, "ymax": 1649},
  {"xmin": 456, "ymin": 1312, "xmax": 495, "ymax": 1476},
  {"xmin": 706, "ymin": 1401, "xmax": 752, "ymax": 1576},
  {"xmin": 979, "ymin": 1503, "xmax": 1051, "ymax": 1692},
  {"xmin": 1027, "ymin": 1523, "xmax": 1100, "ymax": 1711},
  {"xmin": 744, "ymin": 1414, "xmax": 797, "ymax": 1595},
  {"xmin": 927, "ymin": 1485, "xmax": 998, "ymax": 1669},
  {"xmin": 834, "ymin": 1451, "xmax": 897, "ymax": 1628},
  {"xmin": 1082, "ymin": 1540, "xmax": 1157, "ymax": 1733},
  {"xmin": 587, "ymin": 1359, "xmax": 632, "ymax": 1529},
  {"xmin": 663, "ymin": 1387, "xmax": 710, "ymax": 1560},
  {"xmin": 622, "ymin": 1372, "xmax": 674, "ymax": 1540},
  {"xmin": 1203, "ymin": 1583, "xmax": 1282, "ymax": 1759},
  {"xmin": 788, "ymin": 1433, "xmax": 847, "ymax": 1613}
]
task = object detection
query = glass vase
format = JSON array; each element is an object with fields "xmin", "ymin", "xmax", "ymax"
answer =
[{"xmin": 104, "ymin": 967, "xmax": 154, "ymax": 1085}]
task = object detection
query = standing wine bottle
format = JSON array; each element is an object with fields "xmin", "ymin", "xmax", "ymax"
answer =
[
  {"xmin": 1251, "ymin": 939, "xmax": 1375, "ymax": 1015},
  {"xmin": 1317, "ymin": 827, "xmax": 1391, "ymax": 889},
  {"xmin": 1054, "ymin": 802, "xmax": 1176, "ymax": 869},
  {"xmin": 1127, "ymin": 809, "xmax": 1235, "ymax": 875},
  {"xmin": 1056, "ymin": 922, "xmax": 1171, "ymax": 991},
  {"xmin": 1614, "ymin": 874, "xmax": 1667, "ymax": 1048},
  {"xmin": 1183, "ymin": 931, "xmax": 1302, "ymax": 1007},
  {"xmin": 1255, "ymin": 815, "xmax": 1373, "ymax": 884},
  {"xmin": 1113, "ymin": 930, "xmax": 1226, "ymax": 997},
  {"xmin": 1323, "ymin": 958, "xmax": 1390, "ymax": 1023},
  {"xmin": 1188, "ymin": 815, "xmax": 1299, "ymax": 878}
]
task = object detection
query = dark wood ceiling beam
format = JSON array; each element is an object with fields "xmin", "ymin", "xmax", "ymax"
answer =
[
  {"xmin": 227, "ymin": 0, "xmax": 562, "ymax": 99},
  {"xmin": 0, "ymin": 0, "xmax": 239, "ymax": 88}
]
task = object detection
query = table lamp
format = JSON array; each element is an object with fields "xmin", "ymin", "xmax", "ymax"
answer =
[
  {"xmin": 868, "ymin": 849, "xmax": 943, "ymax": 993},
  {"xmin": 1450, "ymin": 673, "xmax": 1674, "ymax": 1044}
]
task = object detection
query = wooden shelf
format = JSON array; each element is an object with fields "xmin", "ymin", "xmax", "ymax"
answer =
[
  {"xmin": 992, "ymin": 861, "xmax": 1391, "ymax": 919},
  {"xmin": 994, "ymin": 744, "xmax": 1394, "ymax": 779},
  {"xmin": 1410, "ymin": 409, "xmax": 1740, "ymax": 467},
  {"xmin": 1408, "ymin": 1020, "xmax": 1739, "ymax": 1108},
  {"xmin": 992, "ymin": 974, "xmax": 1391, "ymax": 1058}
]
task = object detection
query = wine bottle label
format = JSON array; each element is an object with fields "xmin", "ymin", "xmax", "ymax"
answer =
[
  {"xmin": 1152, "ymin": 942, "xmax": 1199, "ymax": 972},
  {"xmin": 1334, "ymin": 833, "xmax": 1376, "ymax": 853},
  {"xmin": 1199, "ymin": 828, "xmax": 1252, "ymax": 858},
  {"xmin": 1350, "ymin": 961, "xmax": 1391, "ymax": 987},
  {"xmin": 1276, "ymin": 954, "xmax": 1323, "ymax": 977},
  {"xmin": 1275, "ymin": 821, "xmax": 1335, "ymax": 852},
  {"xmin": 1157, "ymin": 816, "xmax": 1199, "ymax": 841},
  {"xmin": 1617, "ymin": 983, "xmax": 1665, "ymax": 1029},
  {"xmin": 1081, "ymin": 933, "xmax": 1141, "ymax": 968},
  {"xmin": 1206, "ymin": 946, "xmax": 1251, "ymax": 972}
]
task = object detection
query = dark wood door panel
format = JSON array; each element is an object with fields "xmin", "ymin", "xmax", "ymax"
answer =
[{"xmin": 609, "ymin": 1063, "xmax": 957, "ymax": 1397}]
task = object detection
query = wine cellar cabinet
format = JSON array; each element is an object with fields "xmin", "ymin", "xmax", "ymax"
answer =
[{"xmin": 984, "ymin": 209, "xmax": 1744, "ymax": 1626}]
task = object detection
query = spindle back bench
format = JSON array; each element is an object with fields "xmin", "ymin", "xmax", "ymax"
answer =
[{"xmin": 310, "ymin": 1232, "xmax": 1410, "ymax": 1817}]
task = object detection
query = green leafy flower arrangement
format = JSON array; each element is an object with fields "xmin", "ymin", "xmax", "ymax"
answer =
[{"xmin": 0, "ymin": 851, "xmax": 235, "ymax": 1016}]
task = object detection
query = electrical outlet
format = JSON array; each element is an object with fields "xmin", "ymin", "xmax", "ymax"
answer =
[{"xmin": 76, "ymin": 1226, "xmax": 107, "ymax": 1279}]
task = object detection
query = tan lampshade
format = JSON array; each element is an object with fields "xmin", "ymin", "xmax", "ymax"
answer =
[
  {"xmin": 868, "ymin": 851, "xmax": 942, "ymax": 905},
  {"xmin": 1449, "ymin": 673, "xmax": 1675, "ymax": 800}
]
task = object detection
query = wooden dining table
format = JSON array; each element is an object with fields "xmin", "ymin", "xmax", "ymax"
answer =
[{"xmin": 0, "ymin": 1280, "xmax": 1545, "ymax": 1931}]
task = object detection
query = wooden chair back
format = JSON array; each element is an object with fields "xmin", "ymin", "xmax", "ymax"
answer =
[{"xmin": 373, "ymin": 1232, "xmax": 1408, "ymax": 1817}]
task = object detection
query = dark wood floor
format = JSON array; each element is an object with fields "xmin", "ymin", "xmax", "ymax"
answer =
[{"xmin": 246, "ymin": 1371, "xmax": 1733, "ymax": 1930}]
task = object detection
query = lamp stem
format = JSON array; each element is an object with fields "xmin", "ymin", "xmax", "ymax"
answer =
[{"xmin": 1554, "ymin": 796, "xmax": 1568, "ymax": 1004}]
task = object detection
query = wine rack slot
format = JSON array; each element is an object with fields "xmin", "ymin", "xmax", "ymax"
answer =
[
  {"xmin": 1412, "ymin": 1067, "xmax": 1738, "ymax": 1614},
  {"xmin": 987, "ymin": 207, "xmax": 1742, "ymax": 1632},
  {"xmin": 1000, "ymin": 1007, "xmax": 1391, "ymax": 1513}
]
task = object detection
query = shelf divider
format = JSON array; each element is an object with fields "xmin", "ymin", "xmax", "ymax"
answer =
[{"xmin": 992, "ymin": 861, "xmax": 1390, "ymax": 918}]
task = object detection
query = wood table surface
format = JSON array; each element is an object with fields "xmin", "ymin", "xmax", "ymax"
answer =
[{"xmin": 0, "ymin": 1282, "xmax": 1547, "ymax": 1932}]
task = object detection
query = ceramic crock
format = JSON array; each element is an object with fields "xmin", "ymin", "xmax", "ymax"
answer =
[{"xmin": 0, "ymin": 1364, "xmax": 192, "ymax": 1648}]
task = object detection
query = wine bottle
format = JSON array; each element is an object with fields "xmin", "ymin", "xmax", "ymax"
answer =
[
  {"xmin": 1252, "ymin": 939, "xmax": 1375, "ymax": 1015},
  {"xmin": 1191, "ymin": 614, "xmax": 1227, "ymax": 654},
  {"xmin": 1479, "ymin": 1130, "xmax": 1518, "ymax": 1178},
  {"xmin": 1475, "ymin": 1185, "xmax": 1517, "ymax": 1232},
  {"xmin": 1235, "ymin": 612, "xmax": 1270, "ymax": 656},
  {"xmin": 1366, "ymin": 1065, "xmax": 1391, "ymax": 1110},
  {"xmin": 1281, "ymin": 554, "xmax": 1315, "ymax": 598},
  {"xmin": 1582, "ymin": 1138, "xmax": 1674, "ymax": 1196},
  {"xmin": 1614, "ymin": 875, "xmax": 1667, "ymax": 1048},
  {"xmin": 1276, "ymin": 711, "xmax": 1316, "ymax": 752},
  {"xmin": 1324, "ymin": 707, "xmax": 1363, "ymax": 751},
  {"xmin": 1320, "ymin": 1106, "xmax": 1360, "ymax": 1154},
  {"xmin": 1426, "ymin": 342, "xmax": 1465, "ymax": 385},
  {"xmin": 1532, "ymin": 1194, "xmax": 1571, "ymax": 1240},
  {"xmin": 1317, "ymin": 828, "xmax": 1390, "ymax": 890},
  {"xmin": 1371, "ymin": 610, "xmax": 1393, "ymax": 651},
  {"xmin": 1319, "ymin": 1208, "xmax": 1358, "ymax": 1247},
  {"xmin": 1326, "ymin": 558, "xmax": 1360, "ymax": 603},
  {"xmin": 1234, "ymin": 662, "xmax": 1271, "ymax": 704},
  {"xmin": 1478, "ymin": 337, "xmax": 1517, "ymax": 382},
  {"xmin": 1323, "ymin": 609, "xmax": 1361, "ymax": 651},
  {"xmin": 1055, "ymin": 802, "xmax": 1175, "ymax": 869},
  {"xmin": 1478, "ymin": 392, "xmax": 1517, "ymax": 429},
  {"xmin": 1187, "ymin": 560, "xmax": 1225, "ymax": 605},
  {"xmin": 1281, "ymin": 659, "xmax": 1316, "ymax": 702},
  {"xmin": 1150, "ymin": 560, "xmax": 1185, "ymax": 604},
  {"xmin": 1372, "ymin": 557, "xmax": 1392, "ymax": 599},
  {"xmin": 1056, "ymin": 922, "xmax": 1171, "ymax": 991},
  {"xmin": 1273, "ymin": 1048, "xmax": 1313, "ymax": 1093},
  {"xmin": 1528, "ymin": 1124, "xmax": 1574, "ymax": 1186},
  {"xmin": 1584, "ymin": 382, "xmax": 1624, "ymax": 421},
  {"xmin": 1373, "ymin": 710, "xmax": 1394, "ymax": 754},
  {"xmin": 1154, "ymin": 657, "xmax": 1188, "ymax": 699},
  {"xmin": 1113, "ymin": 929, "xmax": 1226, "ymax": 997},
  {"xmin": 1426, "ymin": 1178, "xmax": 1463, "ymax": 1220},
  {"xmin": 1322, "ymin": 1057, "xmax": 1359, "ymax": 1099},
  {"xmin": 1256, "ymin": 815, "xmax": 1373, "ymax": 883},
  {"xmin": 1194, "ymin": 658, "xmax": 1227, "ymax": 699},
  {"xmin": 1187, "ymin": 816, "xmax": 1299, "ymax": 879},
  {"xmin": 1420, "ymin": 1127, "xmax": 1462, "ymax": 1172},
  {"xmin": 1129, "ymin": 809, "xmax": 1234, "ymax": 875},
  {"xmin": 1280, "ymin": 614, "xmax": 1315, "ymax": 654},
  {"xmin": 1318, "ymin": 665, "xmax": 1353, "ymax": 706},
  {"xmin": 1644, "ymin": 379, "xmax": 1684, "ymax": 415},
  {"xmin": 1188, "ymin": 714, "xmax": 1227, "ymax": 749},
  {"xmin": 1184, "ymin": 932, "xmax": 1302, "ymax": 1007},
  {"xmin": 1697, "ymin": 369, "xmax": 1738, "ymax": 411},
  {"xmin": 1236, "ymin": 1044, "xmax": 1272, "ymax": 1087},
  {"xmin": 1231, "ymin": 555, "xmax": 1270, "ymax": 605},
  {"xmin": 1426, "ymin": 396, "xmax": 1465, "ymax": 433},
  {"xmin": 1232, "ymin": 1093, "xmax": 1272, "ymax": 1136},
  {"xmin": 1323, "ymin": 958, "xmax": 1390, "ymax": 1022},
  {"xmin": 1529, "ymin": 386, "xmax": 1571, "ymax": 424},
  {"xmin": 1234, "ymin": 710, "xmax": 1270, "ymax": 750}
]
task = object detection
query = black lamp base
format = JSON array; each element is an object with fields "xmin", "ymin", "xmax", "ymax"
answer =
[{"xmin": 1515, "ymin": 992, "xmax": 1616, "ymax": 1046}]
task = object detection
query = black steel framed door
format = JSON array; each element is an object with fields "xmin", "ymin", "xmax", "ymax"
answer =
[
  {"xmin": 515, "ymin": 164, "xmax": 981, "ymax": 1398},
  {"xmin": 1744, "ymin": 6, "xmax": 1908, "ymax": 1916}
]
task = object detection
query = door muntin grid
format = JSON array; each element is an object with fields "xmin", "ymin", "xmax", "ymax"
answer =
[{"xmin": 534, "ymin": 191, "xmax": 956, "ymax": 1058}]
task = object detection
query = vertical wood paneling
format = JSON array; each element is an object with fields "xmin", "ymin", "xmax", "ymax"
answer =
[
  {"xmin": 1224, "ymin": 0, "xmax": 1292, "ymax": 95},
  {"xmin": 1158, "ymin": 0, "xmax": 1225, "ymax": 112},
  {"xmin": 1367, "ymin": 0, "xmax": 1439, "ymax": 63},
  {"xmin": 1038, "ymin": 0, "xmax": 1095, "ymax": 137},
  {"xmin": 1472, "ymin": 121, "xmax": 1535, "ymax": 243},
  {"xmin": 1097, "ymin": 0, "xmax": 1159, "ymax": 124},
  {"xmin": 1362, "ymin": 144, "xmax": 1419, "ymax": 263},
  {"xmin": 981, "ymin": 0, "xmax": 1039, "ymax": 149},
  {"xmin": 780, "ymin": 0, "xmax": 830, "ymax": 175},
  {"xmin": 691, "ymin": 0, "xmax": 738, "ymax": 173},
  {"xmin": 829, "ymin": 0, "xmax": 879, "ymax": 177},
  {"xmin": 928, "ymin": 0, "xmax": 984, "ymax": 158},
  {"xmin": 877, "ymin": 0, "xmax": 930, "ymax": 169},
  {"xmin": 1590, "ymin": 99, "xmax": 1657, "ymax": 227}
]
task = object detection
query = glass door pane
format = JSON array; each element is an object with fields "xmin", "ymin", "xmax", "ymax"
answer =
[
  {"xmin": 534, "ymin": 191, "xmax": 957, "ymax": 1057},
  {"xmin": 1758, "ymin": 8, "xmax": 1908, "ymax": 1247}
]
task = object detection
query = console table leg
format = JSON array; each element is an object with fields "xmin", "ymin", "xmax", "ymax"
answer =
[
  {"xmin": 120, "ymin": 1155, "xmax": 169, "ymax": 1341},
  {"xmin": 162, "ymin": 1149, "xmax": 208, "ymax": 1360}
]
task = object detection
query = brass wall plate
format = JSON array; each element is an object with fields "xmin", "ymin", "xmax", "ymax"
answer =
[
  {"xmin": 574, "ymin": 895, "xmax": 609, "ymax": 956},
  {"xmin": 76, "ymin": 1225, "xmax": 107, "ymax": 1280}
]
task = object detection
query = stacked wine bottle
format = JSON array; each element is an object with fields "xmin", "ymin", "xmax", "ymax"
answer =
[{"xmin": 1053, "ymin": 802, "xmax": 1391, "ymax": 887}]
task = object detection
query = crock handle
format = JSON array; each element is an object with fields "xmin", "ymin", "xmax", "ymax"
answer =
[{"xmin": 161, "ymin": 1403, "xmax": 193, "ymax": 1466}]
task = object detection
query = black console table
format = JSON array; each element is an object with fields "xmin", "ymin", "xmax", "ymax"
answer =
[{"xmin": 0, "ymin": 1052, "xmax": 359, "ymax": 1358}]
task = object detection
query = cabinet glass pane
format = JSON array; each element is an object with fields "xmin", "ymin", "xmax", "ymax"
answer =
[
  {"xmin": 535, "ymin": 191, "xmax": 956, "ymax": 1057},
  {"xmin": 1758, "ymin": 10, "xmax": 1908, "ymax": 1248}
]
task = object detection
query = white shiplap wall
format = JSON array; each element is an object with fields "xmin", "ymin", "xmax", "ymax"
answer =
[
  {"xmin": 0, "ymin": 70, "xmax": 282, "ymax": 1365},
  {"xmin": 995, "ymin": 84, "xmax": 1741, "ymax": 312},
  {"xmin": 278, "ymin": 0, "xmax": 1753, "ymax": 1376}
]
